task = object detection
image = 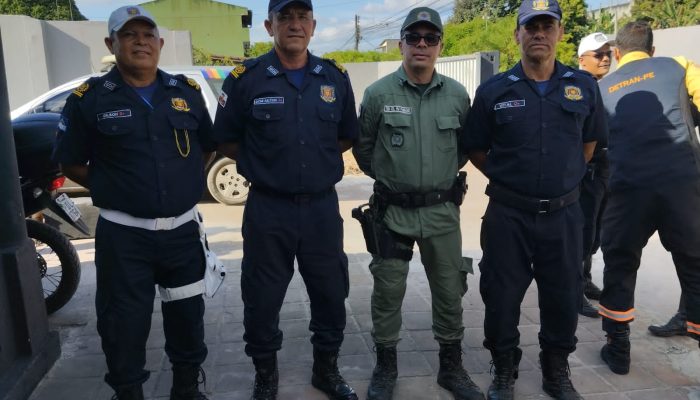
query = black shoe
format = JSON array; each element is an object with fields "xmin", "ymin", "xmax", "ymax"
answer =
[
  {"xmin": 579, "ymin": 296, "xmax": 600, "ymax": 319},
  {"xmin": 437, "ymin": 342, "xmax": 485, "ymax": 400},
  {"xmin": 648, "ymin": 313, "xmax": 687, "ymax": 337},
  {"xmin": 252, "ymin": 355, "xmax": 279, "ymax": 400},
  {"xmin": 601, "ymin": 325, "xmax": 630, "ymax": 375},
  {"xmin": 367, "ymin": 344, "xmax": 398, "ymax": 400},
  {"xmin": 311, "ymin": 349, "xmax": 358, "ymax": 400},
  {"xmin": 111, "ymin": 385, "xmax": 144, "ymax": 400},
  {"xmin": 486, "ymin": 348, "xmax": 521, "ymax": 400},
  {"xmin": 539, "ymin": 351, "xmax": 582, "ymax": 400},
  {"xmin": 584, "ymin": 281, "xmax": 602, "ymax": 300},
  {"xmin": 170, "ymin": 364, "xmax": 208, "ymax": 400}
]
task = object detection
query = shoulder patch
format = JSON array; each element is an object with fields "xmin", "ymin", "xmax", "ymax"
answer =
[
  {"xmin": 323, "ymin": 58, "xmax": 347, "ymax": 74},
  {"xmin": 71, "ymin": 77, "xmax": 99, "ymax": 99},
  {"xmin": 230, "ymin": 64, "xmax": 247, "ymax": 79},
  {"xmin": 173, "ymin": 74, "xmax": 201, "ymax": 91}
]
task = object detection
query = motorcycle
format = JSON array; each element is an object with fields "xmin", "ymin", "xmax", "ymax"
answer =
[{"xmin": 13, "ymin": 112, "xmax": 90, "ymax": 314}]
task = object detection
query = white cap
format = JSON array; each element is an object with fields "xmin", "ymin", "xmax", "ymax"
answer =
[
  {"xmin": 578, "ymin": 32, "xmax": 613, "ymax": 56},
  {"xmin": 107, "ymin": 5, "xmax": 156, "ymax": 35}
]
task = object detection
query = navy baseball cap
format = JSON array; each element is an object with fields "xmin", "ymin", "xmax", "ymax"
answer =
[
  {"xmin": 518, "ymin": 0, "xmax": 562, "ymax": 25},
  {"xmin": 268, "ymin": 0, "xmax": 313, "ymax": 14}
]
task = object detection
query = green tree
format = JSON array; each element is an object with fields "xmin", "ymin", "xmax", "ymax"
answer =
[
  {"xmin": 630, "ymin": 0, "xmax": 700, "ymax": 29},
  {"xmin": 589, "ymin": 9, "xmax": 615, "ymax": 33},
  {"xmin": 0, "ymin": 0, "xmax": 86, "ymax": 20},
  {"xmin": 558, "ymin": 0, "xmax": 590, "ymax": 46},
  {"xmin": 245, "ymin": 42, "xmax": 274, "ymax": 58},
  {"xmin": 321, "ymin": 49, "xmax": 402, "ymax": 63},
  {"xmin": 451, "ymin": 0, "xmax": 520, "ymax": 23}
]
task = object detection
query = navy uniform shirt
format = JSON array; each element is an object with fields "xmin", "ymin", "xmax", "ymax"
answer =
[
  {"xmin": 212, "ymin": 50, "xmax": 358, "ymax": 194},
  {"xmin": 462, "ymin": 61, "xmax": 608, "ymax": 198},
  {"xmin": 53, "ymin": 68, "xmax": 215, "ymax": 218}
]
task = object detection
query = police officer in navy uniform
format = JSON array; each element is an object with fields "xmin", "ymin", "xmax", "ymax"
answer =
[
  {"xmin": 52, "ymin": 6, "xmax": 212, "ymax": 400},
  {"xmin": 597, "ymin": 20, "xmax": 700, "ymax": 375},
  {"xmin": 212, "ymin": 0, "xmax": 358, "ymax": 399},
  {"xmin": 462, "ymin": 1, "xmax": 607, "ymax": 399}
]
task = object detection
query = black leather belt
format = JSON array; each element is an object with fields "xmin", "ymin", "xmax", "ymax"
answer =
[
  {"xmin": 485, "ymin": 184, "xmax": 580, "ymax": 214},
  {"xmin": 251, "ymin": 186, "xmax": 334, "ymax": 203},
  {"xmin": 380, "ymin": 189, "xmax": 453, "ymax": 208}
]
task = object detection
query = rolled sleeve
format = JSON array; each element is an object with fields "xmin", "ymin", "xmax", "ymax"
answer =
[
  {"xmin": 582, "ymin": 83, "xmax": 608, "ymax": 145},
  {"xmin": 353, "ymin": 88, "xmax": 379, "ymax": 177},
  {"xmin": 212, "ymin": 75, "xmax": 244, "ymax": 144},
  {"xmin": 52, "ymin": 94, "xmax": 90, "ymax": 166},
  {"xmin": 461, "ymin": 88, "xmax": 492, "ymax": 153},
  {"xmin": 338, "ymin": 76, "xmax": 359, "ymax": 141}
]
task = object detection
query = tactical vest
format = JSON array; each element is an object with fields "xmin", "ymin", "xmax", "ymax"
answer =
[{"xmin": 600, "ymin": 56, "xmax": 700, "ymax": 189}]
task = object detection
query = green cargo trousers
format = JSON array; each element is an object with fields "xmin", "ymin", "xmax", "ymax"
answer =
[{"xmin": 369, "ymin": 228, "xmax": 471, "ymax": 345}]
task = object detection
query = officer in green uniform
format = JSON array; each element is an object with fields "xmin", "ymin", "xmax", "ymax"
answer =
[{"xmin": 353, "ymin": 7, "xmax": 483, "ymax": 400}]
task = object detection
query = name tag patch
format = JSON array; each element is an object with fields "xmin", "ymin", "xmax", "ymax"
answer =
[
  {"xmin": 494, "ymin": 100, "xmax": 525, "ymax": 111},
  {"xmin": 384, "ymin": 105, "xmax": 412, "ymax": 114},
  {"xmin": 97, "ymin": 109, "xmax": 132, "ymax": 120},
  {"xmin": 254, "ymin": 97, "xmax": 284, "ymax": 106}
]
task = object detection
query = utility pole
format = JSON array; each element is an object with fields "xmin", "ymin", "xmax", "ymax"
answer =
[{"xmin": 354, "ymin": 15, "xmax": 360, "ymax": 51}]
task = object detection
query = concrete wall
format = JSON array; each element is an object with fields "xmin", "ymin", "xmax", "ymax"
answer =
[
  {"xmin": 653, "ymin": 25, "xmax": 700, "ymax": 64},
  {"xmin": 1, "ymin": 15, "xmax": 193, "ymax": 110}
]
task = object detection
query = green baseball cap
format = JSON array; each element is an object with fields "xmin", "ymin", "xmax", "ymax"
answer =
[{"xmin": 401, "ymin": 7, "xmax": 442, "ymax": 34}]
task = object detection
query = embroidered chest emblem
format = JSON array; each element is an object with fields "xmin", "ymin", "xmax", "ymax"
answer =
[
  {"xmin": 564, "ymin": 86, "xmax": 583, "ymax": 101},
  {"xmin": 320, "ymin": 85, "xmax": 336, "ymax": 103},
  {"xmin": 532, "ymin": 0, "xmax": 549, "ymax": 11},
  {"xmin": 391, "ymin": 132, "xmax": 404, "ymax": 148},
  {"xmin": 171, "ymin": 98, "xmax": 190, "ymax": 112}
]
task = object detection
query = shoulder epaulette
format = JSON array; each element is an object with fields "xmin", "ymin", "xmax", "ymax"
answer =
[
  {"xmin": 323, "ymin": 58, "xmax": 347, "ymax": 74},
  {"xmin": 230, "ymin": 58, "xmax": 259, "ymax": 79},
  {"xmin": 71, "ymin": 77, "xmax": 99, "ymax": 98},
  {"xmin": 174, "ymin": 74, "xmax": 201, "ymax": 91}
]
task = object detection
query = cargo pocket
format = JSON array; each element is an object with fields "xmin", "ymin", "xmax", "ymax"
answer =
[
  {"xmin": 459, "ymin": 256, "xmax": 474, "ymax": 296},
  {"xmin": 436, "ymin": 115, "xmax": 460, "ymax": 152},
  {"xmin": 381, "ymin": 113, "xmax": 412, "ymax": 152}
]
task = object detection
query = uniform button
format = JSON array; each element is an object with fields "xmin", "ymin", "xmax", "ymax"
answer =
[
  {"xmin": 541, "ymin": 148, "xmax": 548, "ymax": 155},
  {"xmin": 330, "ymin": 113, "xmax": 335, "ymax": 119},
  {"xmin": 159, "ymin": 163, "xmax": 165, "ymax": 168},
  {"xmin": 152, "ymin": 136, "xmax": 158, "ymax": 141},
  {"xmin": 542, "ymin": 122, "xmax": 548, "ymax": 128},
  {"xmin": 111, "ymin": 125, "xmax": 117, "ymax": 132},
  {"xmin": 161, "ymin": 190, "xmax": 167, "ymax": 195},
  {"xmin": 300, "ymin": 140, "xmax": 305, "ymax": 145},
  {"xmin": 299, "ymin": 117, "xmax": 304, "ymax": 122},
  {"xmin": 265, "ymin": 113, "xmax": 271, "ymax": 119},
  {"xmin": 298, "ymin": 94, "xmax": 302, "ymax": 100},
  {"xmin": 301, "ymin": 163, "xmax": 306, "ymax": 168}
]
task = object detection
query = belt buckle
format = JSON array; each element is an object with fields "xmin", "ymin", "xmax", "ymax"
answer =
[
  {"xmin": 537, "ymin": 199, "xmax": 550, "ymax": 214},
  {"xmin": 154, "ymin": 217, "xmax": 176, "ymax": 230}
]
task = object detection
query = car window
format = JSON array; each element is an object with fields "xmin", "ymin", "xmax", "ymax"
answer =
[{"xmin": 34, "ymin": 90, "xmax": 72, "ymax": 114}]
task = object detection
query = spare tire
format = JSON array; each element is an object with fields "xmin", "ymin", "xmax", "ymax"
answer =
[{"xmin": 206, "ymin": 157, "xmax": 249, "ymax": 205}]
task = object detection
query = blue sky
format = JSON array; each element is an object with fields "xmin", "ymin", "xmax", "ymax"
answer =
[{"xmin": 75, "ymin": 0, "xmax": 617, "ymax": 55}]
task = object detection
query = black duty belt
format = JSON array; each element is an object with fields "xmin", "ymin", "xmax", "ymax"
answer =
[
  {"xmin": 251, "ymin": 186, "xmax": 334, "ymax": 203},
  {"xmin": 380, "ymin": 188, "xmax": 453, "ymax": 208},
  {"xmin": 485, "ymin": 184, "xmax": 579, "ymax": 214}
]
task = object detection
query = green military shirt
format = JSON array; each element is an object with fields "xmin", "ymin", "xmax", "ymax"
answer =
[{"xmin": 353, "ymin": 66, "xmax": 470, "ymax": 238}]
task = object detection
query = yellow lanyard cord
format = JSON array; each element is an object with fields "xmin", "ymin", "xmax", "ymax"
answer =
[{"xmin": 174, "ymin": 129, "xmax": 190, "ymax": 158}]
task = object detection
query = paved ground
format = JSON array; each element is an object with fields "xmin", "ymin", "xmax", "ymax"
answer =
[{"xmin": 28, "ymin": 172, "xmax": 700, "ymax": 400}]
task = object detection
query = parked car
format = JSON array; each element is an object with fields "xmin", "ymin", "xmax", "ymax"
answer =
[{"xmin": 10, "ymin": 66, "xmax": 249, "ymax": 205}]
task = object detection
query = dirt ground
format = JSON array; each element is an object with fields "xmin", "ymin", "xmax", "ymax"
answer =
[{"xmin": 343, "ymin": 151, "xmax": 363, "ymax": 175}]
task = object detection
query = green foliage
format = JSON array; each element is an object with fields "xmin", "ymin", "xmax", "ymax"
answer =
[
  {"xmin": 192, "ymin": 47, "xmax": 242, "ymax": 66},
  {"xmin": 450, "ymin": 0, "xmax": 520, "ymax": 23},
  {"xmin": 442, "ymin": 16, "xmax": 520, "ymax": 71},
  {"xmin": 245, "ymin": 42, "xmax": 273, "ymax": 58},
  {"xmin": 629, "ymin": 0, "xmax": 700, "ymax": 29},
  {"xmin": 558, "ymin": 0, "xmax": 590, "ymax": 46},
  {"xmin": 589, "ymin": 9, "xmax": 615, "ymax": 33},
  {"xmin": 0, "ymin": 0, "xmax": 86, "ymax": 20},
  {"xmin": 321, "ymin": 49, "xmax": 402, "ymax": 63}
]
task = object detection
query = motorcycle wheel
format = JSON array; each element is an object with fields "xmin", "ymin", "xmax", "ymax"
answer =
[{"xmin": 26, "ymin": 219, "xmax": 81, "ymax": 314}]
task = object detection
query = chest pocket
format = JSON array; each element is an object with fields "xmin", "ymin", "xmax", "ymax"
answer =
[
  {"xmin": 494, "ymin": 106, "xmax": 531, "ymax": 148},
  {"xmin": 382, "ymin": 113, "xmax": 412, "ymax": 152},
  {"xmin": 168, "ymin": 113, "xmax": 200, "ymax": 131},
  {"xmin": 560, "ymin": 101, "xmax": 590, "ymax": 136},
  {"xmin": 436, "ymin": 115, "xmax": 460, "ymax": 152},
  {"xmin": 97, "ymin": 117, "xmax": 134, "ymax": 137},
  {"xmin": 251, "ymin": 104, "xmax": 285, "ymax": 141},
  {"xmin": 317, "ymin": 105, "xmax": 341, "ymax": 149}
]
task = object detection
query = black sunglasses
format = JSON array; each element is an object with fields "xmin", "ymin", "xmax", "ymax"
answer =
[
  {"xmin": 584, "ymin": 50, "xmax": 612, "ymax": 60},
  {"xmin": 402, "ymin": 32, "xmax": 441, "ymax": 46}
]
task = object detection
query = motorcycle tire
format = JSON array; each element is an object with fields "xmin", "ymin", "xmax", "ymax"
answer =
[{"xmin": 26, "ymin": 218, "xmax": 81, "ymax": 314}]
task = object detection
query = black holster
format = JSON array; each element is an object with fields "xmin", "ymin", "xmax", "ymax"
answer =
[{"xmin": 351, "ymin": 203, "xmax": 413, "ymax": 261}]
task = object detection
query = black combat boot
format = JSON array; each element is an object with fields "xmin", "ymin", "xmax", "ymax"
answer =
[
  {"xmin": 579, "ymin": 296, "xmax": 600, "ymax": 319},
  {"xmin": 170, "ymin": 364, "xmax": 208, "ymax": 400},
  {"xmin": 648, "ymin": 312, "xmax": 687, "ymax": 337},
  {"xmin": 437, "ymin": 342, "xmax": 485, "ymax": 400},
  {"xmin": 111, "ymin": 385, "xmax": 144, "ymax": 400},
  {"xmin": 311, "ymin": 348, "xmax": 358, "ymax": 400},
  {"xmin": 486, "ymin": 348, "xmax": 521, "ymax": 400},
  {"xmin": 539, "ymin": 351, "xmax": 582, "ymax": 400},
  {"xmin": 601, "ymin": 324, "xmax": 630, "ymax": 375},
  {"xmin": 252, "ymin": 354, "xmax": 279, "ymax": 400},
  {"xmin": 367, "ymin": 344, "xmax": 398, "ymax": 400}
]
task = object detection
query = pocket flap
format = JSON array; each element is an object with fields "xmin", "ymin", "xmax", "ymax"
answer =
[
  {"xmin": 252, "ymin": 105, "xmax": 284, "ymax": 121},
  {"xmin": 437, "ymin": 115, "xmax": 460, "ymax": 130},
  {"xmin": 167, "ymin": 113, "xmax": 200, "ymax": 130},
  {"xmin": 97, "ymin": 119, "xmax": 133, "ymax": 136},
  {"xmin": 383, "ymin": 113, "xmax": 411, "ymax": 128},
  {"xmin": 318, "ymin": 106, "xmax": 340, "ymax": 122}
]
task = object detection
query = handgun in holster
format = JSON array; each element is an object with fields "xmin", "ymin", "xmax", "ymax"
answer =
[
  {"xmin": 351, "ymin": 202, "xmax": 413, "ymax": 261},
  {"xmin": 452, "ymin": 171, "xmax": 468, "ymax": 206}
]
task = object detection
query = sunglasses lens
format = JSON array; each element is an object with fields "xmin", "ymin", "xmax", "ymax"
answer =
[
  {"xmin": 403, "ymin": 33, "xmax": 441, "ymax": 46},
  {"xmin": 404, "ymin": 33, "xmax": 420, "ymax": 45},
  {"xmin": 424, "ymin": 34, "xmax": 440, "ymax": 46},
  {"xmin": 596, "ymin": 51, "xmax": 612, "ymax": 59}
]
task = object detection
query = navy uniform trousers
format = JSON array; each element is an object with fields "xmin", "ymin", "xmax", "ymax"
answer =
[
  {"xmin": 241, "ymin": 188, "xmax": 349, "ymax": 358},
  {"xmin": 580, "ymin": 167, "xmax": 608, "ymax": 269},
  {"xmin": 480, "ymin": 200, "xmax": 583, "ymax": 354},
  {"xmin": 95, "ymin": 218, "xmax": 207, "ymax": 389},
  {"xmin": 600, "ymin": 180, "xmax": 700, "ymax": 339}
]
